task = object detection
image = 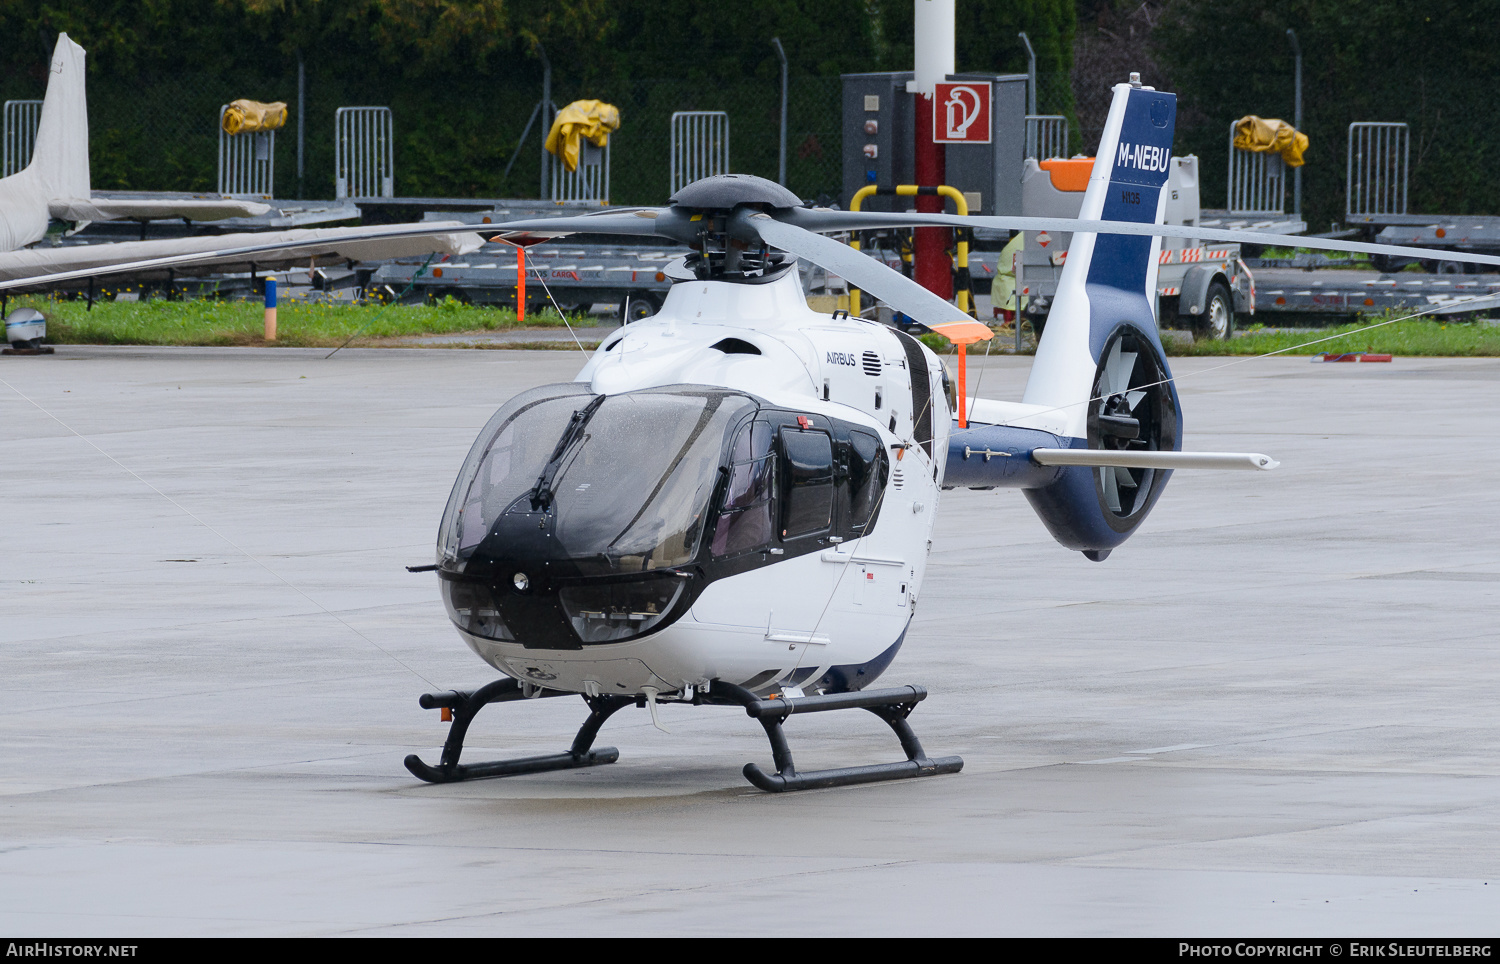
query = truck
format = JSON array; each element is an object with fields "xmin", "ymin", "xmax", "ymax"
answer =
[
  {"xmin": 844, "ymin": 154, "xmax": 1259, "ymax": 339},
  {"xmin": 997, "ymin": 154, "xmax": 1256, "ymax": 340}
]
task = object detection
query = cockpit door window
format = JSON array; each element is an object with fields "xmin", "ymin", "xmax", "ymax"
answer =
[{"xmin": 711, "ymin": 420, "xmax": 774, "ymax": 557}]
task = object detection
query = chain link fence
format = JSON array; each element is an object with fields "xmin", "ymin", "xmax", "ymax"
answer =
[
  {"xmin": 0, "ymin": 65, "xmax": 1111, "ymax": 208},
  {"xmin": 0, "ymin": 67, "xmax": 841, "ymax": 206}
]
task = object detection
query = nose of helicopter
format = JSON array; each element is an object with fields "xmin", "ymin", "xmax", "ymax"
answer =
[{"xmin": 435, "ymin": 382, "xmax": 759, "ymax": 650}]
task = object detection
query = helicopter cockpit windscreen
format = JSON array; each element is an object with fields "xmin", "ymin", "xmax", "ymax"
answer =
[
  {"xmin": 438, "ymin": 382, "xmax": 595, "ymax": 567},
  {"xmin": 439, "ymin": 385, "xmax": 756, "ymax": 576},
  {"xmin": 550, "ymin": 390, "xmax": 754, "ymax": 572}
]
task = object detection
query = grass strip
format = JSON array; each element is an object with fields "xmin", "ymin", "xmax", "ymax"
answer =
[
  {"xmin": 22, "ymin": 295, "xmax": 1500, "ymax": 357},
  {"xmin": 21, "ymin": 294, "xmax": 584, "ymax": 348},
  {"xmin": 1175, "ymin": 318, "xmax": 1500, "ymax": 357}
]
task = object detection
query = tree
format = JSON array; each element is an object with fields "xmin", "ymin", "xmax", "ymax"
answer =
[{"xmin": 1156, "ymin": 0, "xmax": 1500, "ymax": 229}]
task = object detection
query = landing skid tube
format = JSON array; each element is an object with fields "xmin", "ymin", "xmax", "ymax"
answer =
[
  {"xmin": 707, "ymin": 682, "xmax": 964, "ymax": 792},
  {"xmin": 403, "ymin": 679, "xmax": 962, "ymax": 792},
  {"xmin": 403, "ymin": 678, "xmax": 629, "ymax": 783}
]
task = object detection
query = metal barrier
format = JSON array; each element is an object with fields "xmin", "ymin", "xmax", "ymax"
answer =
[
  {"xmin": 1226, "ymin": 120, "xmax": 1285, "ymax": 215},
  {"xmin": 548, "ymin": 138, "xmax": 610, "ymax": 205},
  {"xmin": 1346, "ymin": 122, "xmax": 1408, "ymax": 220},
  {"xmin": 2, "ymin": 100, "xmax": 41, "ymax": 177},
  {"xmin": 1024, "ymin": 115, "xmax": 1068, "ymax": 160},
  {"xmin": 335, "ymin": 106, "xmax": 395, "ymax": 199},
  {"xmin": 218, "ymin": 105, "xmax": 275, "ymax": 197},
  {"xmin": 670, "ymin": 111, "xmax": 729, "ymax": 195}
]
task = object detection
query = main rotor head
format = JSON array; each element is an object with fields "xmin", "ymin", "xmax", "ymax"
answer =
[{"xmin": 667, "ymin": 173, "xmax": 801, "ymax": 212}]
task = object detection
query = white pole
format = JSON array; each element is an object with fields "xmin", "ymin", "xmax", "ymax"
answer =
[{"xmin": 910, "ymin": 0, "xmax": 955, "ymax": 98}]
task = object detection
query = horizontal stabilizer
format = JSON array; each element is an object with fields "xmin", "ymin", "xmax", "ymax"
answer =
[
  {"xmin": 928, "ymin": 320, "xmax": 993, "ymax": 344},
  {"xmin": 1031, "ymin": 449, "xmax": 1278, "ymax": 471}
]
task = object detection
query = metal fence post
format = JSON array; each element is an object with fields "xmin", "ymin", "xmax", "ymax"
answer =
[
  {"xmin": 537, "ymin": 43, "xmax": 551, "ymax": 202},
  {"xmin": 1287, "ymin": 28, "xmax": 1302, "ymax": 217},
  {"xmin": 297, "ymin": 53, "xmax": 306, "ymax": 200},
  {"xmin": 772, "ymin": 37, "xmax": 788, "ymax": 186},
  {"xmin": 1018, "ymin": 32, "xmax": 1037, "ymax": 116}
]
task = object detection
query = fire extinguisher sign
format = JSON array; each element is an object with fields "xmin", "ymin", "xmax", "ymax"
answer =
[{"xmin": 933, "ymin": 82, "xmax": 992, "ymax": 144}]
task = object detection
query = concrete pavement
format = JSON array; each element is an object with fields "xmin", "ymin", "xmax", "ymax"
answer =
[{"xmin": 2, "ymin": 345, "xmax": 1498, "ymax": 935}]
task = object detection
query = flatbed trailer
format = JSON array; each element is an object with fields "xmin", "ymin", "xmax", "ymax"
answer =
[
  {"xmin": 1371, "ymin": 218, "xmax": 1500, "ymax": 273},
  {"xmin": 366, "ymin": 240, "xmax": 682, "ymax": 317},
  {"xmin": 1000, "ymin": 156, "xmax": 1260, "ymax": 339},
  {"xmin": 1252, "ymin": 269, "xmax": 1500, "ymax": 316}
]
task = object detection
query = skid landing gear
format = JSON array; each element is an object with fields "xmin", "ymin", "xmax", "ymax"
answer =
[
  {"xmin": 403, "ymin": 679, "xmax": 962, "ymax": 792},
  {"xmin": 707, "ymin": 682, "xmax": 963, "ymax": 792},
  {"xmin": 403, "ymin": 678, "xmax": 630, "ymax": 783}
]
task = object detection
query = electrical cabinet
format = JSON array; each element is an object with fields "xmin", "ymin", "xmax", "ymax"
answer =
[{"xmin": 840, "ymin": 71, "xmax": 1027, "ymax": 217}]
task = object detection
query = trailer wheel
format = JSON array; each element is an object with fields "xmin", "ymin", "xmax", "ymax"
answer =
[
  {"xmin": 1193, "ymin": 281, "xmax": 1235, "ymax": 341},
  {"xmin": 620, "ymin": 293, "xmax": 659, "ymax": 323}
]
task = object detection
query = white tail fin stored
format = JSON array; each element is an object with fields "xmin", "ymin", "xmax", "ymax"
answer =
[{"xmin": 27, "ymin": 33, "xmax": 90, "ymax": 203}]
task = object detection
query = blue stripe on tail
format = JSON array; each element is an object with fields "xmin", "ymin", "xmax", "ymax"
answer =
[{"xmin": 1086, "ymin": 88, "xmax": 1177, "ymax": 364}]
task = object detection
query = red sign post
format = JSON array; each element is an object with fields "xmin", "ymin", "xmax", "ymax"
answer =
[{"xmin": 933, "ymin": 82, "xmax": 992, "ymax": 144}]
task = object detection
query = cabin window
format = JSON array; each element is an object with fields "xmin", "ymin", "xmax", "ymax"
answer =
[
  {"xmin": 711, "ymin": 420, "xmax": 774, "ymax": 556},
  {"xmin": 780, "ymin": 428, "xmax": 834, "ymax": 538},
  {"xmin": 845, "ymin": 429, "xmax": 887, "ymax": 534}
]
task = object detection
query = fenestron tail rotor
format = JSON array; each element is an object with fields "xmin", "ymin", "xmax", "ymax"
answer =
[{"xmin": 1092, "ymin": 336, "xmax": 1154, "ymax": 516}]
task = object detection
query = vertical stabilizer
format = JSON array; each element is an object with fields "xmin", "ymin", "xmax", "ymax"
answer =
[
  {"xmin": 27, "ymin": 33, "xmax": 90, "ymax": 201},
  {"xmin": 1012, "ymin": 80, "xmax": 1185, "ymax": 556},
  {"xmin": 1021, "ymin": 81, "xmax": 1177, "ymax": 439}
]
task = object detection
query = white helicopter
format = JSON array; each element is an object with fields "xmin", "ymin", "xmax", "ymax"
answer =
[
  {"xmin": 396, "ymin": 77, "xmax": 1500, "ymax": 793},
  {"xmin": 4, "ymin": 73, "xmax": 1493, "ymax": 793}
]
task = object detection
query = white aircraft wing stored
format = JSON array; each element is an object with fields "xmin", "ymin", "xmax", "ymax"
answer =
[
  {"xmin": 49, "ymin": 197, "xmax": 273, "ymax": 222},
  {"xmin": 0, "ymin": 222, "xmax": 487, "ymax": 288}
]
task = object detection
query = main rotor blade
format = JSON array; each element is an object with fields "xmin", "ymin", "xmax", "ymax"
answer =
[
  {"xmin": 741, "ymin": 211, "xmax": 982, "ymax": 335},
  {"xmin": 780, "ymin": 208, "xmax": 1500, "ymax": 271},
  {"xmin": 488, "ymin": 208, "xmax": 694, "ymax": 245},
  {"xmin": 0, "ymin": 222, "xmax": 488, "ymax": 292}
]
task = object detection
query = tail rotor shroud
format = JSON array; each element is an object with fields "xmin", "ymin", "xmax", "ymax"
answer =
[{"xmin": 1087, "ymin": 327, "xmax": 1178, "ymax": 519}]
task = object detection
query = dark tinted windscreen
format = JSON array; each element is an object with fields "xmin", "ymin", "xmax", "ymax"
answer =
[{"xmin": 551, "ymin": 391, "xmax": 755, "ymax": 572}]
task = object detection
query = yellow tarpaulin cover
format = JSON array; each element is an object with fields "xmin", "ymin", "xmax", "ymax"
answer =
[
  {"xmin": 222, "ymin": 99, "xmax": 288, "ymax": 135},
  {"xmin": 545, "ymin": 100, "xmax": 621, "ymax": 173},
  {"xmin": 1233, "ymin": 115, "xmax": 1308, "ymax": 167}
]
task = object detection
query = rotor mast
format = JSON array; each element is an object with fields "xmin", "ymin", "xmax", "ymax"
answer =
[{"xmin": 911, "ymin": 0, "xmax": 955, "ymax": 300}]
